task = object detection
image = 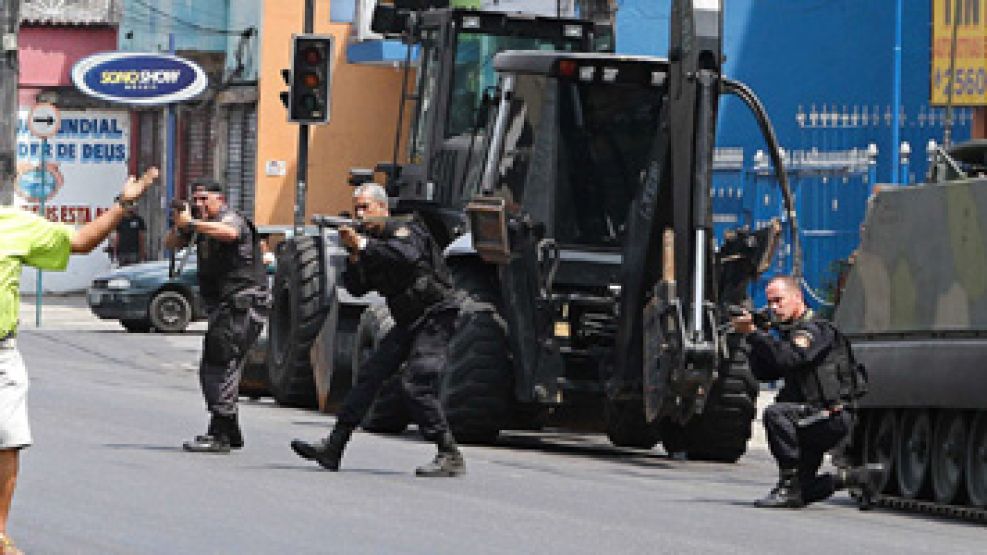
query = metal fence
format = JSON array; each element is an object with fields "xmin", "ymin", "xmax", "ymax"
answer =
[
  {"xmin": 711, "ymin": 105, "xmax": 975, "ymax": 312},
  {"xmin": 713, "ymin": 146, "xmax": 875, "ymax": 312}
]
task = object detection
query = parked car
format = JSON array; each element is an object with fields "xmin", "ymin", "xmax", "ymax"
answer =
[{"xmin": 87, "ymin": 248, "xmax": 204, "ymax": 333}]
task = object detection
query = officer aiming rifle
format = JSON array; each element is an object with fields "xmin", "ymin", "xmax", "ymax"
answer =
[
  {"xmin": 731, "ymin": 275, "xmax": 879, "ymax": 509},
  {"xmin": 165, "ymin": 180, "xmax": 270, "ymax": 454},
  {"xmin": 291, "ymin": 183, "xmax": 466, "ymax": 477}
]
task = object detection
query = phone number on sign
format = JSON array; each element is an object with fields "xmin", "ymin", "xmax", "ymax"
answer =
[{"xmin": 933, "ymin": 66, "xmax": 987, "ymax": 100}]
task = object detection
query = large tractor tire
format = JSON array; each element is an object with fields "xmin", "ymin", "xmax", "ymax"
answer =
[
  {"xmin": 352, "ymin": 305, "xmax": 410, "ymax": 434},
  {"xmin": 267, "ymin": 236, "xmax": 323, "ymax": 408},
  {"xmin": 605, "ymin": 400, "xmax": 662, "ymax": 449},
  {"xmin": 663, "ymin": 334, "xmax": 758, "ymax": 462},
  {"xmin": 441, "ymin": 300, "xmax": 513, "ymax": 444}
]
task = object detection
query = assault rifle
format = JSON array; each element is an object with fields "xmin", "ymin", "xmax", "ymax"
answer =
[
  {"xmin": 311, "ymin": 214, "xmax": 414, "ymax": 233},
  {"xmin": 727, "ymin": 304, "xmax": 775, "ymax": 331}
]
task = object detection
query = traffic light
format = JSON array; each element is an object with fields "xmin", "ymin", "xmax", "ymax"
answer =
[{"xmin": 286, "ymin": 34, "xmax": 333, "ymax": 124}]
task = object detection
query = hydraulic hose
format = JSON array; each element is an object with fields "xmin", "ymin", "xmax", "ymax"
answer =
[{"xmin": 722, "ymin": 78, "xmax": 802, "ymax": 278}]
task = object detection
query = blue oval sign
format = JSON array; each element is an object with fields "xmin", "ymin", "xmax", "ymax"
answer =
[{"xmin": 72, "ymin": 52, "xmax": 208, "ymax": 105}]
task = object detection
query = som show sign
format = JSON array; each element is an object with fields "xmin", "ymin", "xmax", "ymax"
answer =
[{"xmin": 72, "ymin": 52, "xmax": 207, "ymax": 105}]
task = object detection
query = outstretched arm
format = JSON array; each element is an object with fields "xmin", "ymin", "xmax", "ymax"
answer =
[{"xmin": 71, "ymin": 168, "xmax": 159, "ymax": 254}]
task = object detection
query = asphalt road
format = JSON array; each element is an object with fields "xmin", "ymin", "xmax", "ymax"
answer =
[{"xmin": 7, "ymin": 297, "xmax": 984, "ymax": 554}]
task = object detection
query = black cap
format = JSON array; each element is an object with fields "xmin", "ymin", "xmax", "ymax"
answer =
[{"xmin": 192, "ymin": 179, "xmax": 224, "ymax": 194}]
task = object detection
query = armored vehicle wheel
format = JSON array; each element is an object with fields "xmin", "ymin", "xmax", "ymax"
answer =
[
  {"xmin": 353, "ymin": 306, "xmax": 409, "ymax": 434},
  {"xmin": 931, "ymin": 411, "xmax": 968, "ymax": 505},
  {"xmin": 606, "ymin": 401, "xmax": 661, "ymax": 449},
  {"xmin": 863, "ymin": 409, "xmax": 898, "ymax": 495},
  {"xmin": 442, "ymin": 301, "xmax": 512, "ymax": 444},
  {"xmin": 121, "ymin": 319, "xmax": 151, "ymax": 333},
  {"xmin": 966, "ymin": 412, "xmax": 987, "ymax": 507},
  {"xmin": 267, "ymin": 237, "xmax": 323, "ymax": 408},
  {"xmin": 149, "ymin": 290, "xmax": 192, "ymax": 333},
  {"xmin": 897, "ymin": 409, "xmax": 933, "ymax": 499}
]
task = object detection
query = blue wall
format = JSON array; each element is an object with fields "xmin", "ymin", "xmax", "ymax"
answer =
[
  {"xmin": 617, "ymin": 0, "xmax": 975, "ymax": 309},
  {"xmin": 616, "ymin": 0, "xmax": 972, "ymax": 185}
]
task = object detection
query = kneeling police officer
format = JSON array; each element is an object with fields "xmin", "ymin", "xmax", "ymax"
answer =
[
  {"xmin": 291, "ymin": 183, "xmax": 465, "ymax": 477},
  {"xmin": 166, "ymin": 180, "xmax": 269, "ymax": 453},
  {"xmin": 732, "ymin": 275, "xmax": 880, "ymax": 508}
]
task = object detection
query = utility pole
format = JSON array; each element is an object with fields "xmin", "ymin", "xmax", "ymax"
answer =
[{"xmin": 0, "ymin": 0, "xmax": 20, "ymax": 205}]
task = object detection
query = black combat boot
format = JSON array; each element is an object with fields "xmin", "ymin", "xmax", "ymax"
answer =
[
  {"xmin": 290, "ymin": 425, "xmax": 353, "ymax": 471},
  {"xmin": 755, "ymin": 469, "xmax": 804, "ymax": 508},
  {"xmin": 228, "ymin": 414, "xmax": 244, "ymax": 450},
  {"xmin": 835, "ymin": 463, "xmax": 885, "ymax": 497},
  {"xmin": 183, "ymin": 415, "xmax": 235, "ymax": 454},
  {"xmin": 415, "ymin": 432, "xmax": 465, "ymax": 477}
]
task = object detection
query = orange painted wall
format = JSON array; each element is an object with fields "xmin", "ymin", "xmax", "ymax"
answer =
[{"xmin": 255, "ymin": 0, "xmax": 410, "ymax": 225}]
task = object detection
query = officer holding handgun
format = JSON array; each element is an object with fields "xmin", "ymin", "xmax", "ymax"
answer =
[
  {"xmin": 165, "ymin": 180, "xmax": 269, "ymax": 453},
  {"xmin": 291, "ymin": 183, "xmax": 466, "ymax": 477},
  {"xmin": 732, "ymin": 275, "xmax": 879, "ymax": 508}
]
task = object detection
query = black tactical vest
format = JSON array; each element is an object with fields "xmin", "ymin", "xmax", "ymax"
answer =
[
  {"xmin": 790, "ymin": 318, "xmax": 860, "ymax": 408},
  {"xmin": 196, "ymin": 209, "xmax": 266, "ymax": 303},
  {"xmin": 377, "ymin": 219, "xmax": 454, "ymax": 326}
]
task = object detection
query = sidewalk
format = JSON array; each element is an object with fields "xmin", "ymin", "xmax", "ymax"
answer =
[{"xmin": 18, "ymin": 293, "xmax": 118, "ymax": 331}]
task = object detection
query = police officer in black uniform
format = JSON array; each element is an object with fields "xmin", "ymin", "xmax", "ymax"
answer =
[
  {"xmin": 165, "ymin": 181, "xmax": 269, "ymax": 453},
  {"xmin": 732, "ymin": 275, "xmax": 880, "ymax": 508},
  {"xmin": 290, "ymin": 183, "xmax": 465, "ymax": 477}
]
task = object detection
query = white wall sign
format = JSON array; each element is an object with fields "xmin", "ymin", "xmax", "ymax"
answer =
[
  {"xmin": 15, "ymin": 108, "xmax": 132, "ymax": 293},
  {"xmin": 265, "ymin": 160, "xmax": 287, "ymax": 176}
]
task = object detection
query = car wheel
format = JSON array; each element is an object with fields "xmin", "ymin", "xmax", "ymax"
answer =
[
  {"xmin": 121, "ymin": 319, "xmax": 151, "ymax": 333},
  {"xmin": 149, "ymin": 291, "xmax": 192, "ymax": 333}
]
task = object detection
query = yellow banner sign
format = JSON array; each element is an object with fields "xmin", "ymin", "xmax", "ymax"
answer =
[{"xmin": 932, "ymin": 0, "xmax": 987, "ymax": 105}]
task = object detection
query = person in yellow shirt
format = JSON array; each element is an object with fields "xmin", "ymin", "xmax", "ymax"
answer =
[{"xmin": 0, "ymin": 167, "xmax": 157, "ymax": 554}]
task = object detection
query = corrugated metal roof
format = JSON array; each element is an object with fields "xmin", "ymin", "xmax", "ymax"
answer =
[{"xmin": 20, "ymin": 0, "xmax": 121, "ymax": 25}]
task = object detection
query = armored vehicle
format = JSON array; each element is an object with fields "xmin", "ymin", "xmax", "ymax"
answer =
[{"xmin": 835, "ymin": 140, "xmax": 987, "ymax": 516}]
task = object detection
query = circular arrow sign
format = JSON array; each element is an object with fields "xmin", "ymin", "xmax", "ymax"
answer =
[
  {"xmin": 27, "ymin": 103, "xmax": 61, "ymax": 139},
  {"xmin": 71, "ymin": 52, "xmax": 208, "ymax": 105}
]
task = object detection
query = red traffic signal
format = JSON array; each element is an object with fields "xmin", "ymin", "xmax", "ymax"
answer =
[{"xmin": 287, "ymin": 34, "xmax": 334, "ymax": 124}]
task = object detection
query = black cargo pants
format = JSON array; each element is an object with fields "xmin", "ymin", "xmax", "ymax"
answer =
[
  {"xmin": 763, "ymin": 402, "xmax": 852, "ymax": 503},
  {"xmin": 336, "ymin": 309, "xmax": 456, "ymax": 442},
  {"xmin": 200, "ymin": 287, "xmax": 269, "ymax": 418}
]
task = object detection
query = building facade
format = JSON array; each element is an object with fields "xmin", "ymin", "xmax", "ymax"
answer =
[
  {"xmin": 118, "ymin": 0, "xmax": 263, "ymax": 258},
  {"xmin": 15, "ymin": 0, "xmax": 127, "ymax": 292},
  {"xmin": 253, "ymin": 0, "xmax": 410, "ymax": 225}
]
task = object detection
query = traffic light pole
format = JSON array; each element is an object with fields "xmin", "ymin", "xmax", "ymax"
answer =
[{"xmin": 293, "ymin": 0, "xmax": 315, "ymax": 236}]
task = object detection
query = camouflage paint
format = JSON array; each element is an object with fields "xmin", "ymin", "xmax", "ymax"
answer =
[{"xmin": 836, "ymin": 178, "xmax": 987, "ymax": 333}]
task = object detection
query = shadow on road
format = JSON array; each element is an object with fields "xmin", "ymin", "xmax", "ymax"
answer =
[{"xmin": 103, "ymin": 443, "xmax": 184, "ymax": 452}]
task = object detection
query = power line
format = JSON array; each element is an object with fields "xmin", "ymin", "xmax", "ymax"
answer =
[{"xmin": 129, "ymin": 0, "xmax": 252, "ymax": 36}]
